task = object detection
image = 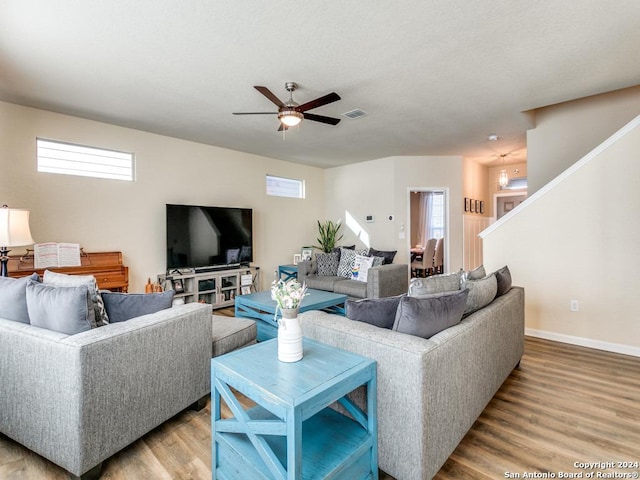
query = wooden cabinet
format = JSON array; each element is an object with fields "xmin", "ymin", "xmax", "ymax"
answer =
[
  {"xmin": 7, "ymin": 251, "xmax": 128, "ymax": 292},
  {"xmin": 158, "ymin": 266, "xmax": 259, "ymax": 309}
]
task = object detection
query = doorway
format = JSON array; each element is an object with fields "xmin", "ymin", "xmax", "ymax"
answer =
[{"xmin": 408, "ymin": 188, "xmax": 449, "ymax": 276}]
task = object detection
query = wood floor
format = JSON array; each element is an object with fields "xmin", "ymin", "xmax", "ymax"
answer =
[{"xmin": 2, "ymin": 332, "xmax": 639, "ymax": 480}]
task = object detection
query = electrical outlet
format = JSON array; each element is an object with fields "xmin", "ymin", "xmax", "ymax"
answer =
[{"xmin": 570, "ymin": 300, "xmax": 579, "ymax": 312}]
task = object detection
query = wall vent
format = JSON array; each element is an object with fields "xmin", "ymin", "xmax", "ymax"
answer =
[{"xmin": 342, "ymin": 109, "xmax": 368, "ymax": 119}]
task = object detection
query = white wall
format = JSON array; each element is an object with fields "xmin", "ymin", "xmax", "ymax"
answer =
[
  {"xmin": 325, "ymin": 155, "xmax": 464, "ymax": 272},
  {"xmin": 0, "ymin": 101, "xmax": 325, "ymax": 291},
  {"xmin": 527, "ymin": 85, "xmax": 640, "ymax": 194},
  {"xmin": 482, "ymin": 115, "xmax": 640, "ymax": 356}
]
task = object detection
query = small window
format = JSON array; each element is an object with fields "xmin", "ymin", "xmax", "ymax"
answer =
[
  {"xmin": 37, "ymin": 138, "xmax": 134, "ymax": 181},
  {"xmin": 266, "ymin": 175, "xmax": 305, "ymax": 198}
]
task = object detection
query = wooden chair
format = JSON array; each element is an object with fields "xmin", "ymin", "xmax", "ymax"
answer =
[
  {"xmin": 411, "ymin": 238, "xmax": 436, "ymax": 277},
  {"xmin": 433, "ymin": 237, "xmax": 444, "ymax": 274}
]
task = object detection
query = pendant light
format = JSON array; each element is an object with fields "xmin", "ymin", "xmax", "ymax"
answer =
[{"xmin": 499, "ymin": 154, "xmax": 509, "ymax": 188}]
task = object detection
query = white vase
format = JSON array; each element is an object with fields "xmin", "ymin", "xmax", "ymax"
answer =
[{"xmin": 277, "ymin": 307, "xmax": 303, "ymax": 362}]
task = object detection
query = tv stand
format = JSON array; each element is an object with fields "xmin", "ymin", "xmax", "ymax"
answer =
[{"xmin": 158, "ymin": 265, "xmax": 259, "ymax": 309}]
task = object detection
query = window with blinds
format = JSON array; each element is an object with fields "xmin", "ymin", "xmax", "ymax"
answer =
[
  {"xmin": 266, "ymin": 175, "xmax": 305, "ymax": 198},
  {"xmin": 37, "ymin": 138, "xmax": 134, "ymax": 181}
]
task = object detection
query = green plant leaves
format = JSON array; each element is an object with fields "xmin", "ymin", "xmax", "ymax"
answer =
[{"xmin": 315, "ymin": 220, "xmax": 343, "ymax": 253}]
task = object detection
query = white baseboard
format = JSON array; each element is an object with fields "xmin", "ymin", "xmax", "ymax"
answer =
[{"xmin": 525, "ymin": 328, "xmax": 640, "ymax": 358}]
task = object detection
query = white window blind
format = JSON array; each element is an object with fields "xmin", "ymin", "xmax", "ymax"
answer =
[
  {"xmin": 37, "ymin": 138, "xmax": 134, "ymax": 181},
  {"xmin": 266, "ymin": 175, "xmax": 305, "ymax": 198}
]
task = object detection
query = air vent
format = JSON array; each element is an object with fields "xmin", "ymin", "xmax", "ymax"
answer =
[{"xmin": 342, "ymin": 109, "xmax": 368, "ymax": 119}]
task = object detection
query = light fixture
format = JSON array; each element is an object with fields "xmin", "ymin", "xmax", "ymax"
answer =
[
  {"xmin": 0, "ymin": 205, "xmax": 35, "ymax": 277},
  {"xmin": 278, "ymin": 109, "xmax": 303, "ymax": 127},
  {"xmin": 498, "ymin": 153, "xmax": 509, "ymax": 188}
]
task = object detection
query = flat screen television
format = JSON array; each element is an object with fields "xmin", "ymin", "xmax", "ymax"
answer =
[{"xmin": 166, "ymin": 204, "xmax": 253, "ymax": 271}]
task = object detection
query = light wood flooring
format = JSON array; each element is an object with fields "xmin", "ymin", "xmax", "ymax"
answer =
[{"xmin": 2, "ymin": 320, "xmax": 639, "ymax": 479}]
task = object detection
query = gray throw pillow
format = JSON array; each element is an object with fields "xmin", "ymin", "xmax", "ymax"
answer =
[
  {"xmin": 463, "ymin": 264, "xmax": 486, "ymax": 281},
  {"xmin": 26, "ymin": 280, "xmax": 96, "ymax": 335},
  {"xmin": 102, "ymin": 290, "xmax": 174, "ymax": 323},
  {"xmin": 43, "ymin": 270, "xmax": 109, "ymax": 326},
  {"xmin": 316, "ymin": 251, "xmax": 340, "ymax": 276},
  {"xmin": 346, "ymin": 294, "xmax": 406, "ymax": 329},
  {"xmin": 409, "ymin": 271, "xmax": 462, "ymax": 296},
  {"xmin": 0, "ymin": 273, "xmax": 40, "ymax": 323},
  {"xmin": 367, "ymin": 248, "xmax": 397, "ymax": 265},
  {"xmin": 462, "ymin": 273, "xmax": 498, "ymax": 315},
  {"xmin": 494, "ymin": 265, "xmax": 512, "ymax": 297},
  {"xmin": 392, "ymin": 289, "xmax": 469, "ymax": 339}
]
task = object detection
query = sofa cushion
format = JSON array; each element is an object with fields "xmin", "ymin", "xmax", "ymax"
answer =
[
  {"xmin": 43, "ymin": 270, "xmax": 109, "ymax": 326},
  {"xmin": 392, "ymin": 289, "xmax": 469, "ymax": 339},
  {"xmin": 316, "ymin": 251, "xmax": 340, "ymax": 276},
  {"xmin": 463, "ymin": 264, "xmax": 486, "ymax": 281},
  {"xmin": 368, "ymin": 247, "xmax": 397, "ymax": 265},
  {"xmin": 494, "ymin": 265, "xmax": 512, "ymax": 297},
  {"xmin": 304, "ymin": 275, "xmax": 346, "ymax": 291},
  {"xmin": 0, "ymin": 273, "xmax": 40, "ymax": 324},
  {"xmin": 345, "ymin": 294, "xmax": 405, "ymax": 329},
  {"xmin": 26, "ymin": 280, "xmax": 96, "ymax": 334},
  {"xmin": 333, "ymin": 279, "xmax": 368, "ymax": 298},
  {"xmin": 462, "ymin": 273, "xmax": 498, "ymax": 315},
  {"xmin": 102, "ymin": 290, "xmax": 174, "ymax": 323},
  {"xmin": 352, "ymin": 254, "xmax": 374, "ymax": 282},
  {"xmin": 409, "ymin": 271, "xmax": 462, "ymax": 296}
]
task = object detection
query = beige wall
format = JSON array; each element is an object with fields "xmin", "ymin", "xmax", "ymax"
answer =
[
  {"xmin": 462, "ymin": 157, "xmax": 490, "ymax": 216},
  {"xmin": 483, "ymin": 113, "xmax": 640, "ymax": 355},
  {"xmin": 0, "ymin": 101, "xmax": 325, "ymax": 292},
  {"xmin": 325, "ymin": 155, "xmax": 464, "ymax": 272},
  {"xmin": 527, "ymin": 85, "xmax": 640, "ymax": 194}
]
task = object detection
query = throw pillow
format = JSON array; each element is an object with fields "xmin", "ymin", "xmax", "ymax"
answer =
[
  {"xmin": 316, "ymin": 251, "xmax": 340, "ymax": 276},
  {"xmin": 26, "ymin": 280, "xmax": 96, "ymax": 334},
  {"xmin": 346, "ymin": 294, "xmax": 405, "ymax": 329},
  {"xmin": 371, "ymin": 256, "xmax": 385, "ymax": 267},
  {"xmin": 392, "ymin": 289, "xmax": 469, "ymax": 339},
  {"xmin": 409, "ymin": 271, "xmax": 462, "ymax": 296},
  {"xmin": 463, "ymin": 264, "xmax": 486, "ymax": 281},
  {"xmin": 102, "ymin": 290, "xmax": 174, "ymax": 323},
  {"xmin": 462, "ymin": 273, "xmax": 498, "ymax": 315},
  {"xmin": 337, "ymin": 247, "xmax": 358, "ymax": 278},
  {"xmin": 351, "ymin": 254, "xmax": 374, "ymax": 282},
  {"xmin": 494, "ymin": 265, "xmax": 512, "ymax": 297},
  {"xmin": 368, "ymin": 248, "xmax": 397, "ymax": 265},
  {"xmin": 43, "ymin": 270, "xmax": 109, "ymax": 326},
  {"xmin": 0, "ymin": 273, "xmax": 40, "ymax": 324}
]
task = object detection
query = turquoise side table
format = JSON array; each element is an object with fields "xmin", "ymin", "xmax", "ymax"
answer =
[
  {"xmin": 278, "ymin": 264, "xmax": 298, "ymax": 281},
  {"xmin": 211, "ymin": 338, "xmax": 378, "ymax": 480}
]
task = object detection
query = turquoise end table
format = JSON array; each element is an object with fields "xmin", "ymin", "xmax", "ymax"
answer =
[
  {"xmin": 211, "ymin": 338, "xmax": 378, "ymax": 480},
  {"xmin": 277, "ymin": 264, "xmax": 298, "ymax": 281}
]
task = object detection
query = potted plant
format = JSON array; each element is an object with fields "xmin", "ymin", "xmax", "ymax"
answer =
[{"xmin": 315, "ymin": 220, "xmax": 343, "ymax": 253}]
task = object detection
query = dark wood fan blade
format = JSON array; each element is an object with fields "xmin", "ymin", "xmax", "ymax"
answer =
[
  {"xmin": 303, "ymin": 112, "xmax": 341, "ymax": 125},
  {"xmin": 254, "ymin": 86, "xmax": 285, "ymax": 107},
  {"xmin": 297, "ymin": 92, "xmax": 341, "ymax": 112},
  {"xmin": 232, "ymin": 112, "xmax": 278, "ymax": 115}
]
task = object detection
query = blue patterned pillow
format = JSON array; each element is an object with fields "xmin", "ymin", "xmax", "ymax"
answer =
[{"xmin": 316, "ymin": 252, "xmax": 340, "ymax": 276}]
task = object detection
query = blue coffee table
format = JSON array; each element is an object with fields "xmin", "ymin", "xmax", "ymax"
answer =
[
  {"xmin": 235, "ymin": 289, "xmax": 347, "ymax": 341},
  {"xmin": 211, "ymin": 338, "xmax": 378, "ymax": 479}
]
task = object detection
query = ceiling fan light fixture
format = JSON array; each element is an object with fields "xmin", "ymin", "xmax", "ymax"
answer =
[{"xmin": 278, "ymin": 109, "xmax": 303, "ymax": 127}]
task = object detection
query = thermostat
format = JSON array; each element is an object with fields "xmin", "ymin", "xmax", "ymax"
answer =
[{"xmin": 365, "ymin": 215, "xmax": 374, "ymax": 223}]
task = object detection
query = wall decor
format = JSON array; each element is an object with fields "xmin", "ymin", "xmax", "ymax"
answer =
[
  {"xmin": 479, "ymin": 201, "xmax": 485, "ymax": 214},
  {"xmin": 301, "ymin": 247, "xmax": 313, "ymax": 261},
  {"xmin": 464, "ymin": 197, "xmax": 470, "ymax": 212},
  {"xmin": 293, "ymin": 253, "xmax": 302, "ymax": 264}
]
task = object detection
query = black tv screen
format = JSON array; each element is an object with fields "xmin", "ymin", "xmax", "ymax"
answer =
[{"xmin": 166, "ymin": 204, "xmax": 253, "ymax": 271}]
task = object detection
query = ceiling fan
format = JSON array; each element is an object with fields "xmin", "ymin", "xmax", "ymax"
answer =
[{"xmin": 233, "ymin": 82, "xmax": 341, "ymax": 131}]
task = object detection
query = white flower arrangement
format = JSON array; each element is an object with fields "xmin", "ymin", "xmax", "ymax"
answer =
[{"xmin": 271, "ymin": 279, "xmax": 308, "ymax": 318}]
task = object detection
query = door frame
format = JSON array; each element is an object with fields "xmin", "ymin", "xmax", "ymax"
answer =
[{"xmin": 406, "ymin": 187, "xmax": 450, "ymax": 273}]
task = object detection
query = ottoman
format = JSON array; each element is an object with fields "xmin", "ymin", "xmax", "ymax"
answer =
[{"xmin": 211, "ymin": 315, "xmax": 257, "ymax": 357}]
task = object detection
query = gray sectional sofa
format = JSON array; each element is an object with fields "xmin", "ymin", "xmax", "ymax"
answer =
[
  {"xmin": 300, "ymin": 285, "xmax": 525, "ymax": 480},
  {"xmin": 297, "ymin": 259, "xmax": 409, "ymax": 299},
  {"xmin": 0, "ymin": 302, "xmax": 212, "ymax": 479}
]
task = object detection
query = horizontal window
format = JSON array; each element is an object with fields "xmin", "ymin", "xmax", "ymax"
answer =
[
  {"xmin": 266, "ymin": 175, "xmax": 305, "ymax": 198},
  {"xmin": 37, "ymin": 138, "xmax": 134, "ymax": 181}
]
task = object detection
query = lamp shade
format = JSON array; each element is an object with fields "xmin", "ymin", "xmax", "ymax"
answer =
[{"xmin": 0, "ymin": 207, "xmax": 34, "ymax": 247}]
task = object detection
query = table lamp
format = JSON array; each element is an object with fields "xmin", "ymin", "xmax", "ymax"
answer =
[{"xmin": 0, "ymin": 205, "xmax": 35, "ymax": 277}]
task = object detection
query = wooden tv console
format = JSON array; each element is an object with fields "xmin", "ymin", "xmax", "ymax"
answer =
[{"xmin": 7, "ymin": 250, "xmax": 129, "ymax": 292}]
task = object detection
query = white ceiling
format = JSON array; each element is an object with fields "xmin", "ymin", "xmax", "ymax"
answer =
[{"xmin": 1, "ymin": 1, "xmax": 639, "ymax": 168}]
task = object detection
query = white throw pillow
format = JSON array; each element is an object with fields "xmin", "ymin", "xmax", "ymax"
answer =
[{"xmin": 351, "ymin": 254, "xmax": 374, "ymax": 283}]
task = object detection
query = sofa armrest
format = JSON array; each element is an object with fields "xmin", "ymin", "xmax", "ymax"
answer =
[
  {"xmin": 366, "ymin": 263, "xmax": 409, "ymax": 298},
  {"xmin": 297, "ymin": 260, "xmax": 317, "ymax": 284},
  {"xmin": 0, "ymin": 302, "xmax": 212, "ymax": 476}
]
